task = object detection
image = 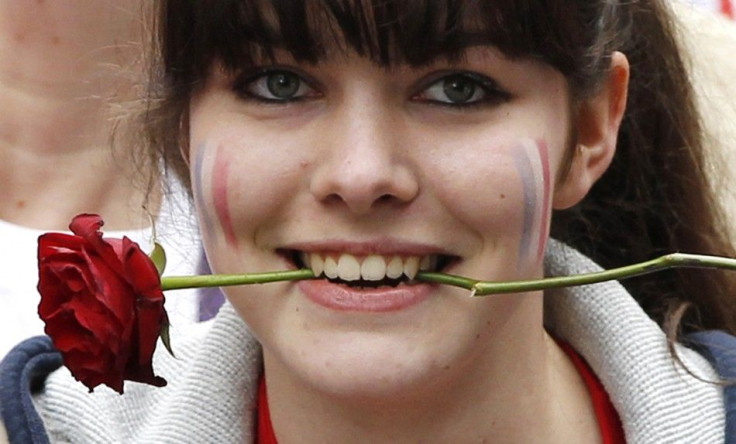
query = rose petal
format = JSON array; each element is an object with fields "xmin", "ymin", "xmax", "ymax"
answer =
[
  {"xmin": 70, "ymin": 214, "xmax": 127, "ymax": 277},
  {"xmin": 122, "ymin": 237, "xmax": 164, "ymax": 297},
  {"xmin": 39, "ymin": 214, "xmax": 168, "ymax": 394}
]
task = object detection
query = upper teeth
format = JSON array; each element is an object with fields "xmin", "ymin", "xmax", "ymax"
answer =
[{"xmin": 301, "ymin": 252, "xmax": 437, "ymax": 281}]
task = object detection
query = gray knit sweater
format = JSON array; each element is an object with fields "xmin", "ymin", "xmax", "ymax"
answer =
[{"xmin": 32, "ymin": 240, "xmax": 725, "ymax": 443}]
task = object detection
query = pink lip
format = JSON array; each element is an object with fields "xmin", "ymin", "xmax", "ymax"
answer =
[{"xmin": 298, "ymin": 279, "xmax": 433, "ymax": 312}]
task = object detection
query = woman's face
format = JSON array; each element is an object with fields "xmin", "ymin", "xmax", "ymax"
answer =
[{"xmin": 188, "ymin": 47, "xmax": 577, "ymax": 398}]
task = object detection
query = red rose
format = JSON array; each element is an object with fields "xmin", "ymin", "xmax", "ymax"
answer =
[{"xmin": 37, "ymin": 213, "xmax": 168, "ymax": 393}]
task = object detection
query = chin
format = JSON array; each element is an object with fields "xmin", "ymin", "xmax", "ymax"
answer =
[{"xmin": 265, "ymin": 324, "xmax": 466, "ymax": 403}]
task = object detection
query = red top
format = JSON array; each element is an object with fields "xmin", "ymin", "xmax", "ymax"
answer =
[
  {"xmin": 557, "ymin": 341, "xmax": 627, "ymax": 444},
  {"xmin": 257, "ymin": 376, "xmax": 277, "ymax": 444},
  {"xmin": 256, "ymin": 345, "xmax": 626, "ymax": 443}
]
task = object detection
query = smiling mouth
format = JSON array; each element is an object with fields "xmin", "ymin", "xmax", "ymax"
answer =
[{"xmin": 285, "ymin": 251, "xmax": 456, "ymax": 288}]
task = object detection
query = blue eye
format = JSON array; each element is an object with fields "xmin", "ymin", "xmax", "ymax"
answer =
[
  {"xmin": 416, "ymin": 72, "xmax": 510, "ymax": 106},
  {"xmin": 237, "ymin": 69, "xmax": 317, "ymax": 102}
]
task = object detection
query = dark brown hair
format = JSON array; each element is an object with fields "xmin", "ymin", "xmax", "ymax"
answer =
[{"xmin": 144, "ymin": 0, "xmax": 736, "ymax": 334}]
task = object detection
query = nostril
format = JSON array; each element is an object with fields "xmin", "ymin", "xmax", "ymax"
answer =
[
  {"xmin": 309, "ymin": 157, "xmax": 419, "ymax": 214},
  {"xmin": 374, "ymin": 194, "xmax": 400, "ymax": 207}
]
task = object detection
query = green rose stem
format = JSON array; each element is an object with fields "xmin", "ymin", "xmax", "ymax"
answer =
[
  {"xmin": 160, "ymin": 269, "xmax": 316, "ymax": 291},
  {"xmin": 418, "ymin": 253, "xmax": 736, "ymax": 296},
  {"xmin": 157, "ymin": 253, "xmax": 736, "ymax": 296}
]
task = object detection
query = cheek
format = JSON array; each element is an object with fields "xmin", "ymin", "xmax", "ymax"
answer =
[
  {"xmin": 190, "ymin": 134, "xmax": 308, "ymax": 268},
  {"xmin": 428, "ymin": 142, "xmax": 523, "ymax": 240},
  {"xmin": 428, "ymin": 138, "xmax": 551, "ymax": 269}
]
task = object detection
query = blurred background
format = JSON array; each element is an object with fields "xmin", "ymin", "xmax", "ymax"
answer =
[{"xmin": 684, "ymin": 0, "xmax": 733, "ymax": 18}]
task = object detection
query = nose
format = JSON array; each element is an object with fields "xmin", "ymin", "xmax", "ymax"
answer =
[{"xmin": 309, "ymin": 100, "xmax": 419, "ymax": 214}]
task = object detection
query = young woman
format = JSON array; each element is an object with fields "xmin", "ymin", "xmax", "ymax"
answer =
[{"xmin": 2, "ymin": 0, "xmax": 736, "ymax": 442}]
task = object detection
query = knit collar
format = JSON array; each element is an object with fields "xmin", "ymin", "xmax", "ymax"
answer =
[{"xmin": 544, "ymin": 239, "xmax": 724, "ymax": 442}]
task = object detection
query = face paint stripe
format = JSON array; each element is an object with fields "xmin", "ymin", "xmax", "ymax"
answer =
[
  {"xmin": 193, "ymin": 145, "xmax": 216, "ymax": 238},
  {"xmin": 535, "ymin": 141, "xmax": 551, "ymax": 264},
  {"xmin": 212, "ymin": 146, "xmax": 238, "ymax": 246},
  {"xmin": 523, "ymin": 140, "xmax": 545, "ymax": 255},
  {"xmin": 512, "ymin": 144, "xmax": 537, "ymax": 269}
]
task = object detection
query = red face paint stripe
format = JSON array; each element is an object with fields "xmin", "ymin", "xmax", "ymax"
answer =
[
  {"xmin": 212, "ymin": 146, "xmax": 238, "ymax": 246},
  {"xmin": 535, "ymin": 141, "xmax": 551, "ymax": 264}
]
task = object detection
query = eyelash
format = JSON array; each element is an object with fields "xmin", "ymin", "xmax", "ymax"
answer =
[
  {"xmin": 232, "ymin": 68, "xmax": 320, "ymax": 104},
  {"xmin": 413, "ymin": 72, "xmax": 512, "ymax": 109},
  {"xmin": 232, "ymin": 68, "xmax": 511, "ymax": 109}
]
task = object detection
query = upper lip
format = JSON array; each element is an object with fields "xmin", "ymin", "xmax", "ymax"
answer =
[{"xmin": 278, "ymin": 239, "xmax": 457, "ymax": 257}]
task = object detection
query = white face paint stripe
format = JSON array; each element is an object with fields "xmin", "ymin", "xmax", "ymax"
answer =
[
  {"xmin": 525, "ymin": 139, "xmax": 545, "ymax": 263},
  {"xmin": 193, "ymin": 143, "xmax": 216, "ymax": 240}
]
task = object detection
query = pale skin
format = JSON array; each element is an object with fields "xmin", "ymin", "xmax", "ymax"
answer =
[
  {"xmin": 187, "ymin": 47, "xmax": 629, "ymax": 442},
  {"xmin": 0, "ymin": 0, "xmax": 155, "ymax": 230}
]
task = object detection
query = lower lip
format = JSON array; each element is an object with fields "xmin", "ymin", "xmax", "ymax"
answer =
[{"xmin": 297, "ymin": 279, "xmax": 432, "ymax": 312}]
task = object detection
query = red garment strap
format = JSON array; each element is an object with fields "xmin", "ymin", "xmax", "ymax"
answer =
[
  {"xmin": 257, "ymin": 375, "xmax": 278, "ymax": 444},
  {"xmin": 557, "ymin": 341, "xmax": 626, "ymax": 444}
]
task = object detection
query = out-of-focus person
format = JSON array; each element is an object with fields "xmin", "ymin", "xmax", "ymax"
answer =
[
  {"xmin": 0, "ymin": 1, "xmax": 202, "ymax": 358},
  {"xmin": 682, "ymin": 0, "xmax": 733, "ymax": 18},
  {"xmin": 674, "ymin": 0, "xmax": 736, "ymax": 243}
]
